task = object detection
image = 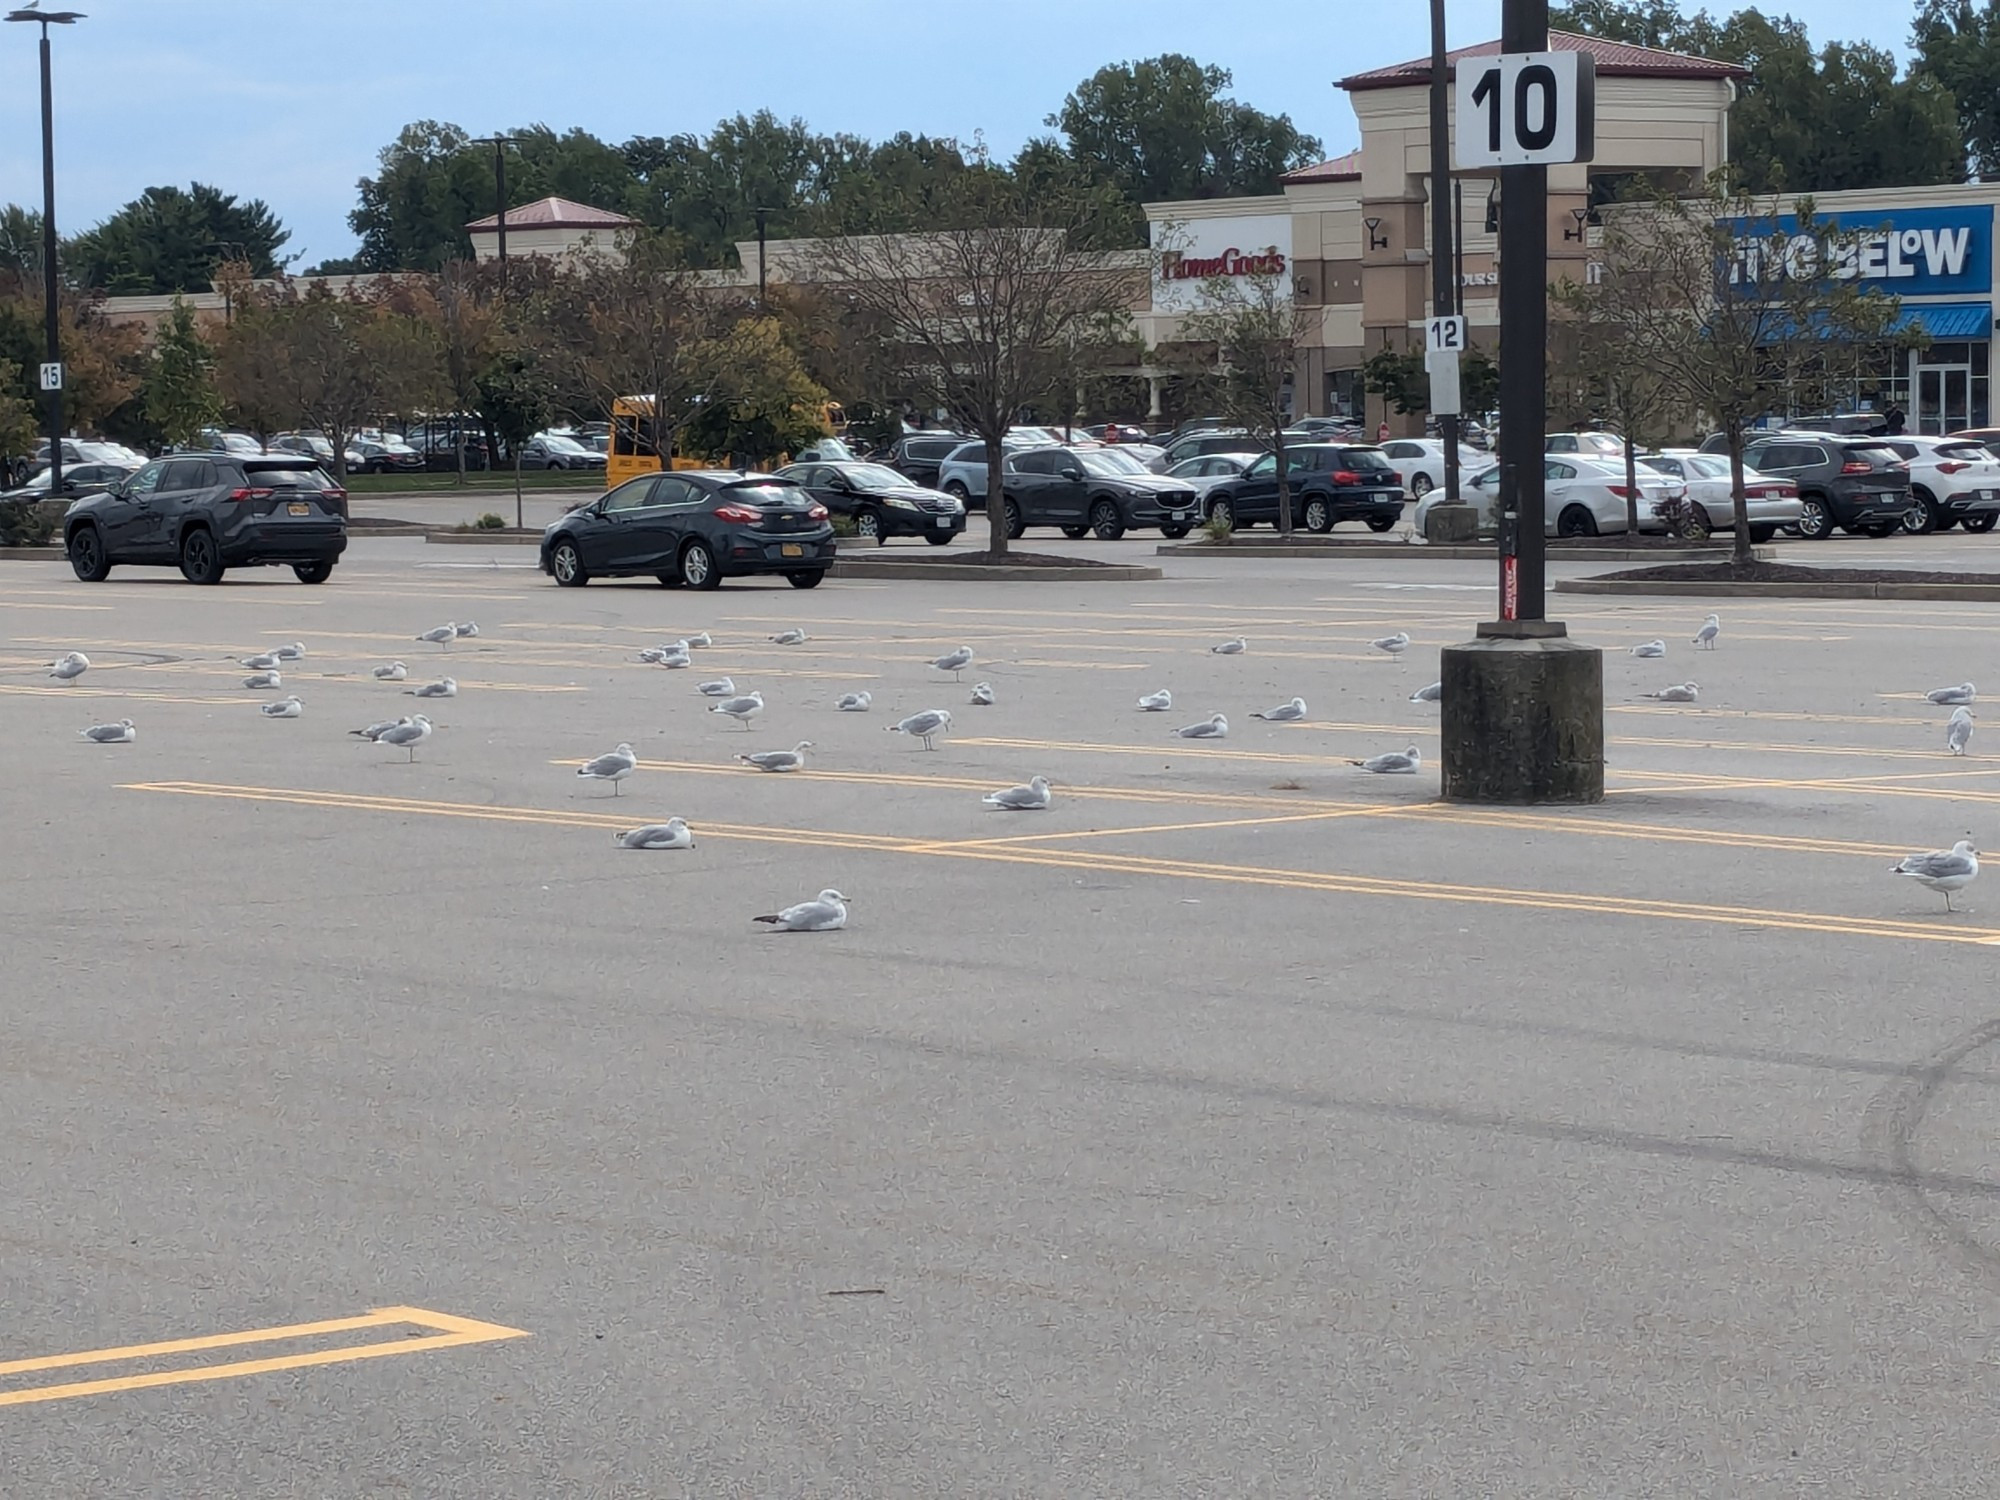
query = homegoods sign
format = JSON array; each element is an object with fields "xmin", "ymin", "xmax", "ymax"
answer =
[
  {"xmin": 1151, "ymin": 212, "xmax": 1294, "ymax": 311},
  {"xmin": 1159, "ymin": 246, "xmax": 1288, "ymax": 281}
]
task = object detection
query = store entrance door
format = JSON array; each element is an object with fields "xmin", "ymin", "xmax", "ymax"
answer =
[{"xmin": 1917, "ymin": 361, "xmax": 1973, "ymax": 435}]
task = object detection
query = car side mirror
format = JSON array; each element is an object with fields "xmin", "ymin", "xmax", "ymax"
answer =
[
  {"xmin": 1061, "ymin": 466, "xmax": 1084, "ymax": 481},
  {"xmin": 827, "ymin": 473, "xmax": 852, "ymax": 492}
]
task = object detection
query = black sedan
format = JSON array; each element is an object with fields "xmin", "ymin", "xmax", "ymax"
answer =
[
  {"xmin": 1202, "ymin": 445, "xmax": 1405, "ymax": 532},
  {"xmin": 540, "ymin": 470, "xmax": 835, "ymax": 591},
  {"xmin": 775, "ymin": 460, "xmax": 966, "ymax": 545},
  {"xmin": 998, "ymin": 446, "xmax": 1200, "ymax": 539}
]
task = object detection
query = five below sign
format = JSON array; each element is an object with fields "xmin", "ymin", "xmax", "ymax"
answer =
[{"xmin": 1159, "ymin": 247, "xmax": 1287, "ymax": 282}]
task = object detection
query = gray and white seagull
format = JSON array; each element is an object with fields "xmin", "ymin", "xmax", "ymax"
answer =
[
  {"xmin": 376, "ymin": 713, "xmax": 433, "ymax": 761},
  {"xmin": 888, "ymin": 708, "xmax": 953, "ymax": 750},
  {"xmin": 931, "ymin": 646, "xmax": 974, "ymax": 680},
  {"xmin": 79, "ymin": 718, "xmax": 135, "ymax": 744},
  {"xmin": 754, "ymin": 888, "xmax": 850, "ymax": 932},
  {"xmin": 1352, "ymin": 745, "xmax": 1422, "ymax": 774},
  {"xmin": 983, "ymin": 775, "xmax": 1052, "ymax": 811},
  {"xmin": 577, "ymin": 742, "xmax": 638, "ymax": 794},
  {"xmin": 738, "ymin": 740, "xmax": 813, "ymax": 772},
  {"xmin": 1891, "ymin": 839, "xmax": 1980, "ymax": 911},
  {"xmin": 709, "ymin": 691, "xmax": 765, "ymax": 728},
  {"xmin": 1173, "ymin": 713, "xmax": 1229, "ymax": 739},
  {"xmin": 1252, "ymin": 697, "xmax": 1307, "ymax": 722},
  {"xmin": 615, "ymin": 819, "xmax": 695, "ymax": 850}
]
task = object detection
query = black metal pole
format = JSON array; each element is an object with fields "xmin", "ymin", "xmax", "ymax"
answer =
[
  {"xmin": 1497, "ymin": 0, "xmax": 1549, "ymax": 624},
  {"xmin": 1429, "ymin": 0, "xmax": 1459, "ymax": 504},
  {"xmin": 493, "ymin": 142, "xmax": 508, "ymax": 292},
  {"xmin": 755, "ymin": 207, "xmax": 768, "ymax": 310},
  {"xmin": 38, "ymin": 29, "xmax": 61, "ymax": 498}
]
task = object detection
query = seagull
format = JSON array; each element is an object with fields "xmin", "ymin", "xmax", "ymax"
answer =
[
  {"xmin": 1410, "ymin": 681, "xmax": 1443, "ymax": 703},
  {"xmin": 240, "ymin": 652, "xmax": 281, "ymax": 671},
  {"xmin": 614, "ymin": 818, "xmax": 694, "ymax": 850},
  {"xmin": 969, "ymin": 681, "xmax": 995, "ymax": 706},
  {"xmin": 1173, "ymin": 713, "xmax": 1229, "ymax": 739},
  {"xmin": 78, "ymin": 718, "xmax": 135, "ymax": 744},
  {"xmin": 1370, "ymin": 632, "xmax": 1411, "ymax": 658},
  {"xmin": 1252, "ymin": 697, "xmax": 1307, "ymax": 722},
  {"xmin": 931, "ymin": 646, "xmax": 974, "ymax": 679},
  {"xmin": 1927, "ymin": 682, "xmax": 1977, "ymax": 706},
  {"xmin": 1692, "ymin": 614, "xmax": 1721, "ymax": 650},
  {"xmin": 47, "ymin": 651, "xmax": 88, "ymax": 682},
  {"xmin": 835, "ymin": 690, "xmax": 872, "ymax": 712},
  {"xmin": 272, "ymin": 641, "xmax": 306, "ymax": 661},
  {"xmin": 376, "ymin": 713, "xmax": 433, "ymax": 761},
  {"xmin": 1136, "ymin": 688, "xmax": 1173, "ymax": 712},
  {"xmin": 1642, "ymin": 682, "xmax": 1699, "ymax": 703},
  {"xmin": 350, "ymin": 717, "xmax": 404, "ymax": 741},
  {"xmin": 409, "ymin": 677, "xmax": 457, "ymax": 698},
  {"xmin": 1629, "ymin": 639, "xmax": 1667, "ymax": 659},
  {"xmin": 1209, "ymin": 638, "xmax": 1247, "ymax": 655},
  {"xmin": 697, "ymin": 677, "xmax": 737, "ymax": 697},
  {"xmin": 657, "ymin": 651, "xmax": 692, "ymax": 670},
  {"xmin": 453, "ymin": 621, "xmax": 479, "ymax": 639},
  {"xmin": 709, "ymin": 691, "xmax": 765, "ymax": 728},
  {"xmin": 754, "ymin": 888, "xmax": 850, "ymax": 932},
  {"xmin": 888, "ymin": 708, "xmax": 953, "ymax": 750},
  {"xmin": 260, "ymin": 696, "xmax": 304, "ymax": 718},
  {"xmin": 1948, "ymin": 707, "xmax": 1975, "ymax": 756},
  {"xmin": 770, "ymin": 628, "xmax": 808, "ymax": 645},
  {"xmin": 685, "ymin": 632, "xmax": 713, "ymax": 648},
  {"xmin": 1351, "ymin": 745, "xmax": 1422, "ymax": 774},
  {"xmin": 416, "ymin": 623, "xmax": 457, "ymax": 648},
  {"xmin": 637, "ymin": 646, "xmax": 673, "ymax": 664},
  {"xmin": 1891, "ymin": 839, "xmax": 1980, "ymax": 911},
  {"xmin": 372, "ymin": 661, "xmax": 408, "ymax": 681},
  {"xmin": 242, "ymin": 669, "xmax": 282, "ymax": 690},
  {"xmin": 738, "ymin": 740, "xmax": 813, "ymax": 772},
  {"xmin": 577, "ymin": 743, "xmax": 638, "ymax": 794},
  {"xmin": 983, "ymin": 775, "xmax": 1052, "ymax": 811}
]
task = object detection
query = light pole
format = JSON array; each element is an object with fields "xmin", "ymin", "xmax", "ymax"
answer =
[
  {"xmin": 6, "ymin": 6, "xmax": 82, "ymax": 497},
  {"xmin": 205, "ymin": 239, "xmax": 245, "ymax": 326},
  {"xmin": 472, "ymin": 136, "xmax": 521, "ymax": 289},
  {"xmin": 752, "ymin": 206, "xmax": 777, "ymax": 310}
]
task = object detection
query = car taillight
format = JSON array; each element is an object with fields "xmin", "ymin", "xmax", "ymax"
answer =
[
  {"xmin": 1332, "ymin": 470, "xmax": 1360, "ymax": 485},
  {"xmin": 1841, "ymin": 460, "xmax": 1872, "ymax": 474},
  {"xmin": 807, "ymin": 503, "xmax": 829, "ymax": 519},
  {"xmin": 1939, "ymin": 461, "xmax": 1970, "ymax": 474},
  {"xmin": 227, "ymin": 487, "xmax": 273, "ymax": 502},
  {"xmin": 712, "ymin": 503, "xmax": 760, "ymax": 522},
  {"xmin": 1607, "ymin": 485, "xmax": 1635, "ymax": 498}
]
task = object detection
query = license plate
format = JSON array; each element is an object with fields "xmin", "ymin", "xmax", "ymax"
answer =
[
  {"xmin": 935, "ymin": 516, "xmax": 952, "ymax": 527},
  {"xmin": 781, "ymin": 543, "xmax": 803, "ymax": 558},
  {"xmin": 288, "ymin": 501, "xmax": 309, "ymax": 516}
]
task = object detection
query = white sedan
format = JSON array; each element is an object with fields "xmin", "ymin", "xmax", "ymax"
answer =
[
  {"xmin": 1414, "ymin": 456, "xmax": 1684, "ymax": 537},
  {"xmin": 1377, "ymin": 437, "xmax": 1487, "ymax": 500},
  {"xmin": 1637, "ymin": 450, "xmax": 1802, "ymax": 539},
  {"xmin": 1164, "ymin": 451, "xmax": 1261, "ymax": 500}
]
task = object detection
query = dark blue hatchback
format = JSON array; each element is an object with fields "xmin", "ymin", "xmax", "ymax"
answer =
[{"xmin": 541, "ymin": 470, "xmax": 837, "ymax": 590}]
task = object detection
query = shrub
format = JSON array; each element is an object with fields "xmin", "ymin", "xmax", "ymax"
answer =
[
  {"xmin": 476, "ymin": 512, "xmax": 505, "ymax": 530},
  {"xmin": 0, "ymin": 499, "xmax": 56, "ymax": 547},
  {"xmin": 1199, "ymin": 510, "xmax": 1234, "ymax": 543}
]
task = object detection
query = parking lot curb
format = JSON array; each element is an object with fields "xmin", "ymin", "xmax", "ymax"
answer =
[
  {"xmin": 830, "ymin": 560, "xmax": 1163, "ymax": 582},
  {"xmin": 0, "ymin": 545, "xmax": 64, "ymax": 560},
  {"xmin": 1557, "ymin": 579, "xmax": 2000, "ymax": 601},
  {"xmin": 422, "ymin": 529, "xmax": 543, "ymax": 544},
  {"xmin": 1160, "ymin": 541, "xmax": 1770, "ymax": 563}
]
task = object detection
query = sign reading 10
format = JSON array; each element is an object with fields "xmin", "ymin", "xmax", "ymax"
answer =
[{"xmin": 1454, "ymin": 51, "xmax": 1597, "ymax": 170}]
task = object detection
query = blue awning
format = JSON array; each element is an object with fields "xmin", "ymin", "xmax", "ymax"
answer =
[{"xmin": 1891, "ymin": 301, "xmax": 1994, "ymax": 339}]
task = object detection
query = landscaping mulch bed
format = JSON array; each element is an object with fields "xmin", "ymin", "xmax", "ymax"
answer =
[
  {"xmin": 1599, "ymin": 561, "xmax": 2000, "ymax": 586},
  {"xmin": 885, "ymin": 550, "xmax": 1129, "ymax": 569}
]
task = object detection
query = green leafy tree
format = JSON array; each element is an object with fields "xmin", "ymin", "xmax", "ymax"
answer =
[
  {"xmin": 0, "ymin": 356, "xmax": 37, "ymax": 468},
  {"xmin": 476, "ymin": 352, "xmax": 556, "ymax": 527},
  {"xmin": 143, "ymin": 297, "xmax": 221, "ymax": 449},
  {"xmin": 1550, "ymin": 280, "xmax": 1679, "ymax": 536},
  {"xmin": 1363, "ymin": 345, "xmax": 1499, "ymax": 419},
  {"xmin": 682, "ymin": 316, "xmax": 829, "ymax": 467},
  {"xmin": 1914, "ymin": 0, "xmax": 2000, "ymax": 178},
  {"xmin": 68, "ymin": 183, "xmax": 288, "ymax": 294}
]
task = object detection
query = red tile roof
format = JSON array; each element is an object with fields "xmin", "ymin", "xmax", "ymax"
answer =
[
  {"xmin": 1340, "ymin": 30, "xmax": 1747, "ymax": 92},
  {"xmin": 466, "ymin": 196, "xmax": 636, "ymax": 231},
  {"xmin": 1282, "ymin": 149, "xmax": 1362, "ymax": 186}
]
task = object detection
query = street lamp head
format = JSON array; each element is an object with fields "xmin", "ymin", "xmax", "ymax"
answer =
[{"xmin": 5, "ymin": 10, "xmax": 86, "ymax": 23}]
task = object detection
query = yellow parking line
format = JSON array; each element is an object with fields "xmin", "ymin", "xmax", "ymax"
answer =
[{"xmin": 0, "ymin": 1305, "xmax": 526, "ymax": 1408}]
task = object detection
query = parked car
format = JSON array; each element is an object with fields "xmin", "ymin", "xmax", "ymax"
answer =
[
  {"xmin": 539, "ymin": 470, "xmax": 834, "ymax": 590},
  {"xmin": 348, "ymin": 437, "xmax": 426, "ymax": 474},
  {"xmin": 1164, "ymin": 451, "xmax": 1260, "ymax": 498},
  {"xmin": 1737, "ymin": 435, "xmax": 1913, "ymax": 539},
  {"xmin": 269, "ymin": 432, "xmax": 362, "ymax": 471},
  {"xmin": 1083, "ymin": 422, "xmax": 1152, "ymax": 444},
  {"xmin": 517, "ymin": 433, "xmax": 606, "ymax": 472},
  {"xmin": 2, "ymin": 459, "xmax": 136, "ymax": 501},
  {"xmin": 34, "ymin": 437, "xmax": 141, "ymax": 468},
  {"xmin": 883, "ymin": 432, "xmax": 972, "ymax": 489},
  {"xmin": 62, "ymin": 454, "xmax": 348, "ymax": 585},
  {"xmin": 1417, "ymin": 456, "xmax": 1681, "ymax": 538},
  {"xmin": 937, "ymin": 435, "xmax": 1057, "ymax": 504},
  {"xmin": 1158, "ymin": 429, "xmax": 1257, "ymax": 468},
  {"xmin": 1545, "ymin": 430, "xmax": 1628, "ymax": 460},
  {"xmin": 402, "ymin": 422, "xmax": 493, "ymax": 471},
  {"xmin": 1637, "ymin": 450, "xmax": 1801, "ymax": 540},
  {"xmin": 996, "ymin": 446, "xmax": 1200, "ymax": 540},
  {"xmin": 774, "ymin": 459, "xmax": 966, "ymax": 545},
  {"xmin": 791, "ymin": 436, "xmax": 857, "ymax": 464},
  {"xmin": 1875, "ymin": 435, "xmax": 2000, "ymax": 534},
  {"xmin": 1201, "ymin": 444, "xmax": 1406, "ymax": 533},
  {"xmin": 1376, "ymin": 437, "xmax": 1487, "ymax": 500}
]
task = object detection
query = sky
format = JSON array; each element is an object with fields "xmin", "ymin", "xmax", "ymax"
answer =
[{"xmin": 0, "ymin": 0, "xmax": 1910, "ymax": 269}]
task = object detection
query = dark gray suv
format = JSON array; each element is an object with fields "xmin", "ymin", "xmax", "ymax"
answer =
[
  {"xmin": 1737, "ymin": 436, "xmax": 1911, "ymax": 540},
  {"xmin": 63, "ymin": 455, "xmax": 348, "ymax": 584}
]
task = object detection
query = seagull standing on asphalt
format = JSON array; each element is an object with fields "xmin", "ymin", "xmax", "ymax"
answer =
[
  {"xmin": 983, "ymin": 775, "xmax": 1052, "ymax": 811},
  {"xmin": 577, "ymin": 743, "xmax": 638, "ymax": 794},
  {"xmin": 1948, "ymin": 707, "xmax": 1975, "ymax": 756},
  {"xmin": 1692, "ymin": 614, "xmax": 1721, "ymax": 650},
  {"xmin": 1642, "ymin": 682, "xmax": 1699, "ymax": 703},
  {"xmin": 1252, "ymin": 697, "xmax": 1307, "ymax": 722},
  {"xmin": 373, "ymin": 661, "xmax": 409, "ymax": 681},
  {"xmin": 1351, "ymin": 745, "xmax": 1422, "ymax": 774},
  {"xmin": 79, "ymin": 718, "xmax": 135, "ymax": 744},
  {"xmin": 738, "ymin": 740, "xmax": 813, "ymax": 772},
  {"xmin": 931, "ymin": 646, "xmax": 974, "ymax": 680},
  {"xmin": 1927, "ymin": 682, "xmax": 1976, "ymax": 706},
  {"xmin": 614, "ymin": 819, "xmax": 695, "ymax": 850},
  {"xmin": 1209, "ymin": 638, "xmax": 1247, "ymax": 655},
  {"xmin": 835, "ymin": 690, "xmax": 872, "ymax": 711},
  {"xmin": 1891, "ymin": 839, "xmax": 1980, "ymax": 911},
  {"xmin": 1173, "ymin": 713, "xmax": 1229, "ymax": 739},
  {"xmin": 376, "ymin": 714, "xmax": 433, "ymax": 762},
  {"xmin": 754, "ymin": 889, "xmax": 850, "ymax": 932},
  {"xmin": 260, "ymin": 696, "xmax": 304, "ymax": 718},
  {"xmin": 709, "ymin": 691, "xmax": 765, "ymax": 728},
  {"xmin": 1136, "ymin": 689, "xmax": 1173, "ymax": 712},
  {"xmin": 416, "ymin": 623, "xmax": 457, "ymax": 649},
  {"xmin": 888, "ymin": 708, "xmax": 953, "ymax": 750},
  {"xmin": 409, "ymin": 676, "xmax": 457, "ymax": 698},
  {"xmin": 1629, "ymin": 639, "xmax": 1667, "ymax": 659},
  {"xmin": 47, "ymin": 652, "xmax": 88, "ymax": 682},
  {"xmin": 350, "ymin": 717, "xmax": 404, "ymax": 741},
  {"xmin": 1370, "ymin": 631, "xmax": 1411, "ymax": 658}
]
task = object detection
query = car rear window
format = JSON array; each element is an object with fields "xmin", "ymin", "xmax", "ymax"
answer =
[
  {"xmin": 909, "ymin": 438, "xmax": 960, "ymax": 459},
  {"xmin": 1937, "ymin": 443, "xmax": 1989, "ymax": 461},
  {"xmin": 240, "ymin": 461, "xmax": 330, "ymax": 488},
  {"xmin": 1842, "ymin": 444, "xmax": 1901, "ymax": 467},
  {"xmin": 1334, "ymin": 447, "xmax": 1396, "ymax": 472},
  {"xmin": 723, "ymin": 481, "xmax": 802, "ymax": 505}
]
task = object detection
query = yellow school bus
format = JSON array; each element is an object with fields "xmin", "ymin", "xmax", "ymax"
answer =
[{"xmin": 606, "ymin": 395, "xmax": 706, "ymax": 487}]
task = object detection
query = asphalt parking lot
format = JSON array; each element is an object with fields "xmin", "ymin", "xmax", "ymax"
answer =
[{"xmin": 8, "ymin": 531, "xmax": 2000, "ymax": 1495}]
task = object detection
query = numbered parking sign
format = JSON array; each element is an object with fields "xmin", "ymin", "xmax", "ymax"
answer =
[
  {"xmin": 38, "ymin": 361, "xmax": 62, "ymax": 392},
  {"xmin": 1425, "ymin": 315, "xmax": 1468, "ymax": 355},
  {"xmin": 1454, "ymin": 51, "xmax": 1596, "ymax": 168}
]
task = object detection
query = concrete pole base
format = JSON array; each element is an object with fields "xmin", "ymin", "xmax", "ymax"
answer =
[{"xmin": 1440, "ymin": 633, "xmax": 1604, "ymax": 804}]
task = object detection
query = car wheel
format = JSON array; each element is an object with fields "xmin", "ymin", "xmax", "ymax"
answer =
[
  {"xmin": 1555, "ymin": 505, "xmax": 1598, "ymax": 538},
  {"xmin": 549, "ymin": 537, "xmax": 589, "ymax": 586},
  {"xmin": 1002, "ymin": 499, "xmax": 1025, "ymax": 540},
  {"xmin": 1302, "ymin": 497, "xmax": 1331, "ymax": 533},
  {"xmin": 1160, "ymin": 524, "xmax": 1191, "ymax": 539},
  {"xmin": 1902, "ymin": 489, "xmax": 1940, "ymax": 535},
  {"xmin": 1061, "ymin": 525, "xmax": 1090, "ymax": 538},
  {"xmin": 67, "ymin": 523, "xmax": 110, "ymax": 582},
  {"xmin": 1089, "ymin": 499, "xmax": 1125, "ymax": 540},
  {"xmin": 680, "ymin": 538, "xmax": 721, "ymax": 590},
  {"xmin": 1963, "ymin": 512, "xmax": 1999, "ymax": 533},
  {"xmin": 1675, "ymin": 507, "xmax": 1712, "ymax": 540},
  {"xmin": 925, "ymin": 532, "xmax": 953, "ymax": 546},
  {"xmin": 855, "ymin": 508, "xmax": 883, "ymax": 544},
  {"xmin": 1795, "ymin": 496, "xmax": 1832, "ymax": 539},
  {"xmin": 786, "ymin": 570, "xmax": 825, "ymax": 589},
  {"xmin": 944, "ymin": 481, "xmax": 970, "ymax": 503},
  {"xmin": 293, "ymin": 560, "xmax": 334, "ymax": 584},
  {"xmin": 178, "ymin": 526, "xmax": 225, "ymax": 584},
  {"xmin": 1366, "ymin": 514, "xmax": 1399, "ymax": 533},
  {"xmin": 1747, "ymin": 525, "xmax": 1777, "ymax": 544},
  {"xmin": 1208, "ymin": 497, "xmax": 1235, "ymax": 531},
  {"xmin": 1409, "ymin": 473, "xmax": 1433, "ymax": 499}
]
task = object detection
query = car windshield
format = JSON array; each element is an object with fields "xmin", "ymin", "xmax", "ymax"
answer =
[
  {"xmin": 1687, "ymin": 456, "xmax": 1730, "ymax": 478},
  {"xmin": 540, "ymin": 435, "xmax": 589, "ymax": 455},
  {"xmin": 1079, "ymin": 449, "xmax": 1147, "ymax": 476},
  {"xmin": 839, "ymin": 463, "xmax": 914, "ymax": 488}
]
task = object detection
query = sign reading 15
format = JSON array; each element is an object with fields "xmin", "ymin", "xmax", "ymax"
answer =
[{"xmin": 1454, "ymin": 51, "xmax": 1596, "ymax": 169}]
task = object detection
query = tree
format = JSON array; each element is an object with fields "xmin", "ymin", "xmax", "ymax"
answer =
[
  {"xmin": 476, "ymin": 352, "xmax": 555, "ymax": 528},
  {"xmin": 68, "ymin": 183, "xmax": 288, "ymax": 294},
  {"xmin": 1170, "ymin": 265, "xmax": 1314, "ymax": 535},
  {"xmin": 1050, "ymin": 55, "xmax": 1323, "ymax": 204},
  {"xmin": 405, "ymin": 259, "xmax": 501, "ymax": 481},
  {"xmin": 806, "ymin": 177, "xmax": 1138, "ymax": 558},
  {"xmin": 1914, "ymin": 0, "xmax": 2000, "ymax": 179},
  {"xmin": 1363, "ymin": 344, "xmax": 1500, "ymax": 419},
  {"xmin": 143, "ymin": 298, "xmax": 221, "ymax": 449},
  {"xmin": 1592, "ymin": 176, "xmax": 1907, "ymax": 564},
  {"xmin": 1550, "ymin": 275, "xmax": 1679, "ymax": 537},
  {"xmin": 681, "ymin": 316, "xmax": 830, "ymax": 468},
  {"xmin": 0, "ymin": 357, "xmax": 37, "ymax": 469},
  {"xmin": 0, "ymin": 291, "xmax": 145, "ymax": 434}
]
